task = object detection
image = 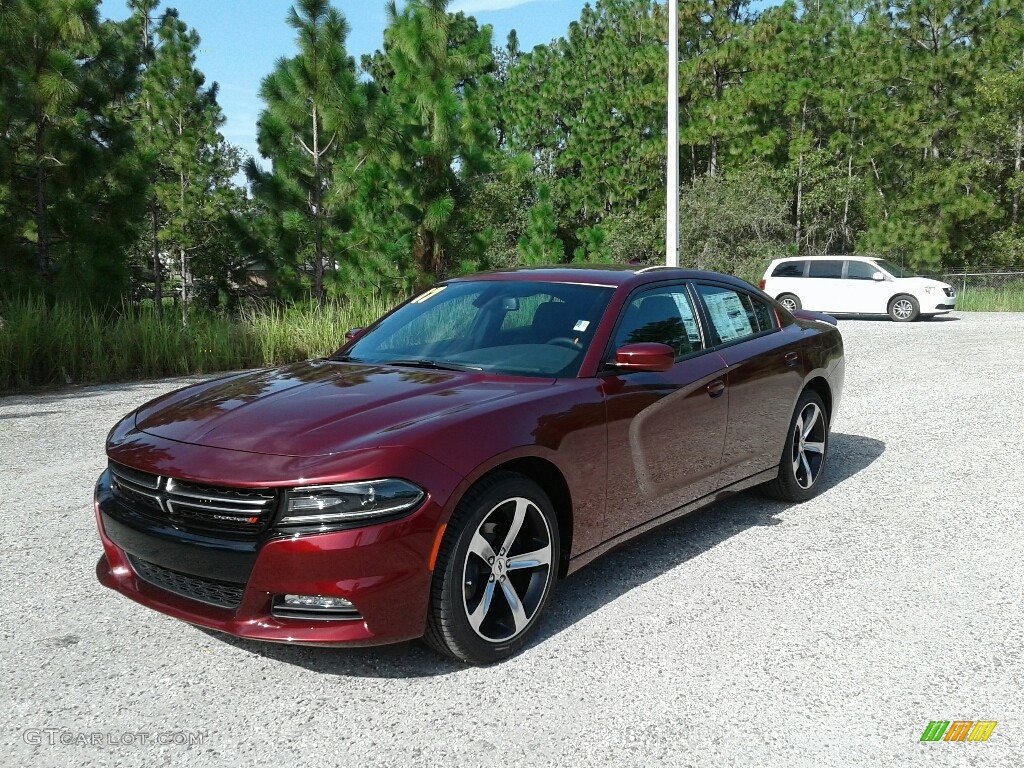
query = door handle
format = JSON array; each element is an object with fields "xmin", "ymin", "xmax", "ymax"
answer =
[
  {"xmin": 707, "ymin": 379, "xmax": 725, "ymax": 398},
  {"xmin": 785, "ymin": 352, "xmax": 799, "ymax": 367}
]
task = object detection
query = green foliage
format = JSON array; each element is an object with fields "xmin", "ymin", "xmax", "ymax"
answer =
[
  {"xmin": 678, "ymin": 167, "xmax": 791, "ymax": 277},
  {"xmin": 518, "ymin": 184, "xmax": 564, "ymax": 265}
]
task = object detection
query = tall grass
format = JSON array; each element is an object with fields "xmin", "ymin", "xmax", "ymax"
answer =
[
  {"xmin": 0, "ymin": 296, "xmax": 395, "ymax": 392},
  {"xmin": 956, "ymin": 282, "xmax": 1024, "ymax": 312}
]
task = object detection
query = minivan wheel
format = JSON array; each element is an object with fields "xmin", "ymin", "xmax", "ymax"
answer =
[
  {"xmin": 424, "ymin": 472, "xmax": 559, "ymax": 665},
  {"xmin": 761, "ymin": 390, "xmax": 829, "ymax": 503},
  {"xmin": 888, "ymin": 294, "xmax": 919, "ymax": 322},
  {"xmin": 777, "ymin": 293, "xmax": 801, "ymax": 312}
]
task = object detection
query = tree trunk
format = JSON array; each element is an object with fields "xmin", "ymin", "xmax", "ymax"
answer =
[
  {"xmin": 312, "ymin": 105, "xmax": 324, "ymax": 304},
  {"xmin": 179, "ymin": 158, "xmax": 188, "ymax": 327},
  {"xmin": 151, "ymin": 196, "xmax": 162, "ymax": 316},
  {"xmin": 841, "ymin": 152, "xmax": 853, "ymax": 249},
  {"xmin": 794, "ymin": 98, "xmax": 807, "ymax": 252},
  {"xmin": 35, "ymin": 131, "xmax": 50, "ymax": 286},
  {"xmin": 1014, "ymin": 116, "xmax": 1022, "ymax": 226}
]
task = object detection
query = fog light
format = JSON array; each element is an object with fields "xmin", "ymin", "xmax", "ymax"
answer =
[
  {"xmin": 272, "ymin": 594, "xmax": 362, "ymax": 621},
  {"xmin": 283, "ymin": 594, "xmax": 354, "ymax": 610}
]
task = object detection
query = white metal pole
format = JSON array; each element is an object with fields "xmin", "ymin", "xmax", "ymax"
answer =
[{"xmin": 666, "ymin": 0, "xmax": 679, "ymax": 267}]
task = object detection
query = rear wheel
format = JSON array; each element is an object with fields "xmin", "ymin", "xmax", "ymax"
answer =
[
  {"xmin": 424, "ymin": 472, "xmax": 559, "ymax": 664},
  {"xmin": 888, "ymin": 294, "xmax": 919, "ymax": 322},
  {"xmin": 777, "ymin": 293, "xmax": 801, "ymax": 312},
  {"xmin": 761, "ymin": 390, "xmax": 829, "ymax": 503}
]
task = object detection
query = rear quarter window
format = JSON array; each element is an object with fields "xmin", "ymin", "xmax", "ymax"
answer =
[{"xmin": 772, "ymin": 261, "xmax": 806, "ymax": 278}]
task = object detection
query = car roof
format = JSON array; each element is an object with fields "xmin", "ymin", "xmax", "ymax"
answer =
[
  {"xmin": 773, "ymin": 255, "xmax": 881, "ymax": 262},
  {"xmin": 445, "ymin": 265, "xmax": 757, "ymax": 291}
]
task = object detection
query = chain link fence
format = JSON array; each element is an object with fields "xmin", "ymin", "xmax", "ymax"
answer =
[{"xmin": 921, "ymin": 267, "xmax": 1024, "ymax": 311}]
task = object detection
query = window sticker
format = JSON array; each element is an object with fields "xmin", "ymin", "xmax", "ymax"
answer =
[
  {"xmin": 703, "ymin": 291, "xmax": 753, "ymax": 342},
  {"xmin": 573, "ymin": 320, "xmax": 590, "ymax": 332},
  {"xmin": 669, "ymin": 293, "xmax": 701, "ymax": 343}
]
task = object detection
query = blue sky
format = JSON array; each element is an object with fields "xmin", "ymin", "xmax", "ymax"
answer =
[{"xmin": 99, "ymin": 0, "xmax": 594, "ymax": 174}]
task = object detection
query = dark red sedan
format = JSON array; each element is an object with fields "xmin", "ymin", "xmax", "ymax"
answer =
[{"xmin": 95, "ymin": 266, "xmax": 844, "ymax": 664}]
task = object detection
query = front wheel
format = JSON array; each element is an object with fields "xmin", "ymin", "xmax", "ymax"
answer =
[
  {"xmin": 424, "ymin": 472, "xmax": 559, "ymax": 664},
  {"xmin": 761, "ymin": 390, "xmax": 829, "ymax": 503},
  {"xmin": 888, "ymin": 294, "xmax": 919, "ymax": 322}
]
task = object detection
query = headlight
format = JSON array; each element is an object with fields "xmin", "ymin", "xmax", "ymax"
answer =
[{"xmin": 279, "ymin": 479, "xmax": 425, "ymax": 528}]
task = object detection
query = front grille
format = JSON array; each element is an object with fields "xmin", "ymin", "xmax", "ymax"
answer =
[
  {"xmin": 109, "ymin": 461, "xmax": 278, "ymax": 537},
  {"xmin": 128, "ymin": 554, "xmax": 244, "ymax": 609},
  {"xmin": 944, "ymin": 287, "xmax": 955, "ymax": 297}
]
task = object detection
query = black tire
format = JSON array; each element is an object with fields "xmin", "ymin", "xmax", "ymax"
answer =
[
  {"xmin": 888, "ymin": 294, "xmax": 919, "ymax": 322},
  {"xmin": 424, "ymin": 472, "xmax": 560, "ymax": 664},
  {"xmin": 761, "ymin": 390, "xmax": 829, "ymax": 503},
  {"xmin": 777, "ymin": 293, "xmax": 802, "ymax": 312}
]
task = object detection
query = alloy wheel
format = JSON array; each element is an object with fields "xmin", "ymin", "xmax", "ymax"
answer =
[
  {"xmin": 791, "ymin": 402, "xmax": 826, "ymax": 490},
  {"xmin": 462, "ymin": 496, "xmax": 553, "ymax": 642},
  {"xmin": 891, "ymin": 298, "xmax": 915, "ymax": 320}
]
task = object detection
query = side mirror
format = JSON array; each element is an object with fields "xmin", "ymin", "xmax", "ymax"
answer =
[
  {"xmin": 345, "ymin": 327, "xmax": 364, "ymax": 341},
  {"xmin": 872, "ymin": 272, "xmax": 885, "ymax": 281},
  {"xmin": 611, "ymin": 342, "xmax": 675, "ymax": 373}
]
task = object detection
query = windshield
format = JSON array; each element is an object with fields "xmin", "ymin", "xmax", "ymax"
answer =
[
  {"xmin": 872, "ymin": 259, "xmax": 916, "ymax": 278},
  {"xmin": 339, "ymin": 280, "xmax": 615, "ymax": 378}
]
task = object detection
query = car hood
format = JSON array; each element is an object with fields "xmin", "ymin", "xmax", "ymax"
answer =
[
  {"xmin": 134, "ymin": 361, "xmax": 552, "ymax": 457},
  {"xmin": 901, "ymin": 276, "xmax": 951, "ymax": 289}
]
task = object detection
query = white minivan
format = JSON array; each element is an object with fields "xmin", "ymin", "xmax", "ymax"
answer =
[{"xmin": 760, "ymin": 256, "xmax": 957, "ymax": 322}]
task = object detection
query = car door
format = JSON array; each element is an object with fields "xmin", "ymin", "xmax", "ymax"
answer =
[
  {"xmin": 805, "ymin": 259, "xmax": 845, "ymax": 312},
  {"xmin": 691, "ymin": 281, "xmax": 806, "ymax": 487},
  {"xmin": 600, "ymin": 283, "xmax": 729, "ymax": 541},
  {"xmin": 844, "ymin": 259, "xmax": 890, "ymax": 314}
]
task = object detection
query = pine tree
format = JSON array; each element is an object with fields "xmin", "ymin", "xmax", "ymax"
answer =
[
  {"xmin": 246, "ymin": 0, "xmax": 369, "ymax": 303},
  {"xmin": 518, "ymin": 183, "xmax": 564, "ymax": 265},
  {"xmin": 371, "ymin": 0, "xmax": 496, "ymax": 281}
]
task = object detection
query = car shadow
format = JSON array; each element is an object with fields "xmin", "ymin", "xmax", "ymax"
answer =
[
  {"xmin": 0, "ymin": 410, "xmax": 60, "ymax": 420},
  {"xmin": 196, "ymin": 431, "xmax": 884, "ymax": 678},
  {"xmin": 833, "ymin": 314, "xmax": 960, "ymax": 323}
]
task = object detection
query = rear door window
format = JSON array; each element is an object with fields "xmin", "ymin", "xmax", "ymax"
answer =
[
  {"xmin": 808, "ymin": 260, "xmax": 843, "ymax": 279},
  {"xmin": 694, "ymin": 284, "xmax": 776, "ymax": 345}
]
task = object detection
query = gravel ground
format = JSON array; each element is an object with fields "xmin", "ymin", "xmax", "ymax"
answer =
[{"xmin": 1, "ymin": 312, "xmax": 1022, "ymax": 768}]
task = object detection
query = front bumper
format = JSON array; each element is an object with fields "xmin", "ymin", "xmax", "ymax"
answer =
[
  {"xmin": 929, "ymin": 292, "xmax": 957, "ymax": 312},
  {"xmin": 94, "ymin": 470, "xmax": 449, "ymax": 646}
]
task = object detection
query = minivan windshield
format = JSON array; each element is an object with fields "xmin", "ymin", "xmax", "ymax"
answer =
[
  {"xmin": 338, "ymin": 280, "xmax": 615, "ymax": 378},
  {"xmin": 872, "ymin": 259, "xmax": 916, "ymax": 278}
]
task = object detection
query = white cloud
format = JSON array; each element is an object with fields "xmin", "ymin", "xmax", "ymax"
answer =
[{"xmin": 450, "ymin": 0, "xmax": 549, "ymax": 14}]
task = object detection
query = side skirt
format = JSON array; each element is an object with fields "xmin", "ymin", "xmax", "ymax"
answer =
[{"xmin": 565, "ymin": 466, "xmax": 779, "ymax": 576}]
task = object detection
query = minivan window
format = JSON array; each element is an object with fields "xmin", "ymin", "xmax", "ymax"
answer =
[
  {"xmin": 846, "ymin": 260, "xmax": 879, "ymax": 280},
  {"xmin": 772, "ymin": 261, "xmax": 806, "ymax": 278},
  {"xmin": 808, "ymin": 260, "xmax": 843, "ymax": 279},
  {"xmin": 873, "ymin": 259, "xmax": 916, "ymax": 278}
]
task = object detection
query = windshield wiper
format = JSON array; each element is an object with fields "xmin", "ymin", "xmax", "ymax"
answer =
[{"xmin": 383, "ymin": 358, "xmax": 483, "ymax": 372}]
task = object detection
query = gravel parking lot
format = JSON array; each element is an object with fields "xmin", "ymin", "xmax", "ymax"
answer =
[{"xmin": 2, "ymin": 312, "xmax": 1022, "ymax": 767}]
